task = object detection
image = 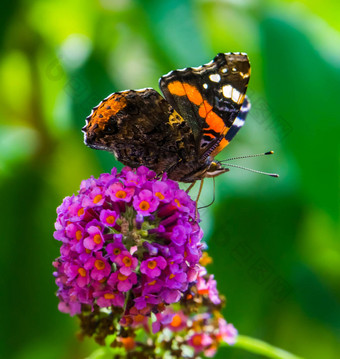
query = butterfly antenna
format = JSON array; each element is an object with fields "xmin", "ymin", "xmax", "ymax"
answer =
[
  {"xmin": 198, "ymin": 177, "xmax": 216, "ymax": 210},
  {"xmin": 223, "ymin": 163, "xmax": 279, "ymax": 177},
  {"xmin": 221, "ymin": 151, "xmax": 274, "ymax": 163}
]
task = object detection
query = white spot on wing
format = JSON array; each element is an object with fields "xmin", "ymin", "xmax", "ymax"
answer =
[
  {"xmin": 203, "ymin": 83, "xmax": 208, "ymax": 89},
  {"xmin": 222, "ymin": 85, "xmax": 233, "ymax": 98},
  {"xmin": 209, "ymin": 73, "xmax": 221, "ymax": 82},
  {"xmin": 232, "ymin": 88, "xmax": 241, "ymax": 103},
  {"xmin": 221, "ymin": 68, "xmax": 228, "ymax": 73},
  {"xmin": 233, "ymin": 117, "xmax": 245, "ymax": 127}
]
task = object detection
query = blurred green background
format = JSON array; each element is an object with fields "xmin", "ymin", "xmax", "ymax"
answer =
[{"xmin": 1, "ymin": 0, "xmax": 339, "ymax": 358}]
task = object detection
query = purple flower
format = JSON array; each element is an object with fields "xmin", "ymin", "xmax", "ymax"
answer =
[
  {"xmin": 94, "ymin": 290, "xmax": 125, "ymax": 308},
  {"xmin": 83, "ymin": 226, "xmax": 105, "ymax": 251},
  {"xmin": 82, "ymin": 186, "xmax": 105, "ymax": 207},
  {"xmin": 152, "ymin": 181, "xmax": 173, "ymax": 203},
  {"xmin": 197, "ymin": 268, "xmax": 221, "ymax": 305},
  {"xmin": 134, "ymin": 294, "xmax": 161, "ymax": 310},
  {"xmin": 140, "ymin": 256, "xmax": 167, "ymax": 278},
  {"xmin": 165, "ymin": 271, "xmax": 187, "ymax": 290},
  {"xmin": 187, "ymin": 333, "xmax": 213, "ymax": 355},
  {"xmin": 133, "ymin": 189, "xmax": 159, "ymax": 215},
  {"xmin": 106, "ymin": 237, "xmax": 127, "ymax": 261},
  {"xmin": 170, "ymin": 222, "xmax": 190, "ymax": 246},
  {"xmin": 108, "ymin": 271, "xmax": 137, "ymax": 292},
  {"xmin": 100, "ymin": 209, "xmax": 118, "ymax": 227},
  {"xmin": 217, "ymin": 318, "xmax": 238, "ymax": 345},
  {"xmin": 115, "ymin": 251, "xmax": 138, "ymax": 276},
  {"xmin": 106, "ymin": 182, "xmax": 134, "ymax": 202},
  {"xmin": 160, "ymin": 288, "xmax": 181, "ymax": 304},
  {"xmin": 84, "ymin": 253, "xmax": 111, "ymax": 281}
]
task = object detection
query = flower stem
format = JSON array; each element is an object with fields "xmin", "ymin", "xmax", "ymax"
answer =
[{"xmin": 227, "ymin": 335, "xmax": 304, "ymax": 359}]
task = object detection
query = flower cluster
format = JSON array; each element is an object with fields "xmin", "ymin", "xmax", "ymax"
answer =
[
  {"xmin": 113, "ymin": 261, "xmax": 237, "ymax": 358},
  {"xmin": 53, "ymin": 166, "xmax": 203, "ymax": 318}
]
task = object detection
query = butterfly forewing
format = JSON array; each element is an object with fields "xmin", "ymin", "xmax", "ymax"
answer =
[{"xmin": 159, "ymin": 53, "xmax": 251, "ymax": 157}]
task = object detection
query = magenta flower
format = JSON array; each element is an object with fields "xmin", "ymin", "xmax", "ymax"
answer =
[
  {"xmin": 81, "ymin": 186, "xmax": 105, "ymax": 207},
  {"xmin": 84, "ymin": 253, "xmax": 111, "ymax": 281},
  {"xmin": 197, "ymin": 267, "xmax": 221, "ymax": 305},
  {"xmin": 140, "ymin": 256, "xmax": 167, "ymax": 278},
  {"xmin": 108, "ymin": 271, "xmax": 138, "ymax": 292},
  {"xmin": 83, "ymin": 226, "xmax": 105, "ymax": 251},
  {"xmin": 94, "ymin": 290, "xmax": 125, "ymax": 308},
  {"xmin": 99, "ymin": 209, "xmax": 118, "ymax": 227},
  {"xmin": 133, "ymin": 189, "xmax": 159, "ymax": 215},
  {"xmin": 165, "ymin": 270, "xmax": 187, "ymax": 290},
  {"xmin": 217, "ymin": 318, "xmax": 238, "ymax": 345},
  {"xmin": 106, "ymin": 182, "xmax": 134, "ymax": 202},
  {"xmin": 115, "ymin": 251, "xmax": 138, "ymax": 276},
  {"xmin": 152, "ymin": 181, "xmax": 172, "ymax": 203},
  {"xmin": 188, "ymin": 333, "xmax": 213, "ymax": 354},
  {"xmin": 106, "ymin": 238, "xmax": 127, "ymax": 261}
]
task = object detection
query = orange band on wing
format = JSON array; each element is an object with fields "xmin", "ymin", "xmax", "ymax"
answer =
[
  {"xmin": 211, "ymin": 138, "xmax": 229, "ymax": 157},
  {"xmin": 205, "ymin": 109, "xmax": 225, "ymax": 133},
  {"xmin": 168, "ymin": 81, "xmax": 226, "ymax": 138},
  {"xmin": 167, "ymin": 81, "xmax": 186, "ymax": 97},
  {"xmin": 168, "ymin": 81, "xmax": 203, "ymax": 106},
  {"xmin": 198, "ymin": 101, "xmax": 212, "ymax": 118}
]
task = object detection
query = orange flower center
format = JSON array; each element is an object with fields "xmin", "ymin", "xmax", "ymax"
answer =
[
  {"xmin": 116, "ymin": 190, "xmax": 127, "ymax": 199},
  {"xmin": 169, "ymin": 273, "xmax": 175, "ymax": 279},
  {"xmin": 198, "ymin": 288, "xmax": 210, "ymax": 295},
  {"xmin": 171, "ymin": 314, "xmax": 182, "ymax": 327},
  {"xmin": 139, "ymin": 200, "xmax": 150, "ymax": 211},
  {"xmin": 122, "ymin": 256, "xmax": 132, "ymax": 267},
  {"xmin": 106, "ymin": 215, "xmax": 115, "ymax": 224},
  {"xmin": 121, "ymin": 337, "xmax": 135, "ymax": 351},
  {"xmin": 113, "ymin": 248, "xmax": 121, "ymax": 255},
  {"xmin": 75, "ymin": 230, "xmax": 82, "ymax": 240},
  {"xmin": 155, "ymin": 192, "xmax": 165, "ymax": 200},
  {"xmin": 93, "ymin": 194, "xmax": 102, "ymax": 204},
  {"xmin": 134, "ymin": 314, "xmax": 145, "ymax": 323},
  {"xmin": 78, "ymin": 268, "xmax": 86, "ymax": 277},
  {"xmin": 104, "ymin": 293, "xmax": 115, "ymax": 299},
  {"xmin": 118, "ymin": 273, "xmax": 128, "ymax": 281},
  {"xmin": 77, "ymin": 208, "xmax": 84, "ymax": 216},
  {"xmin": 174, "ymin": 199, "xmax": 181, "ymax": 207},
  {"xmin": 147, "ymin": 260, "xmax": 157, "ymax": 269},
  {"xmin": 148, "ymin": 280, "xmax": 156, "ymax": 286},
  {"xmin": 93, "ymin": 234, "xmax": 102, "ymax": 244},
  {"xmin": 95, "ymin": 260, "xmax": 105, "ymax": 270},
  {"xmin": 192, "ymin": 334, "xmax": 203, "ymax": 346}
]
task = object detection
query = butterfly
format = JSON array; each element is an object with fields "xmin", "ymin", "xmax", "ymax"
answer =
[{"xmin": 82, "ymin": 52, "xmax": 251, "ymax": 183}]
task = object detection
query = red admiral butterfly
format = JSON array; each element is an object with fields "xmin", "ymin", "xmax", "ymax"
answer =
[{"xmin": 83, "ymin": 53, "xmax": 253, "ymax": 182}]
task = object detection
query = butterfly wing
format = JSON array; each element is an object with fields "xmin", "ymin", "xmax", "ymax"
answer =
[
  {"xmin": 159, "ymin": 52, "xmax": 251, "ymax": 158},
  {"xmin": 82, "ymin": 88, "xmax": 196, "ymax": 174}
]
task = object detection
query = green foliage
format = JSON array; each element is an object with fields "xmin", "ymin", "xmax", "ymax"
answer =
[{"xmin": 0, "ymin": 0, "xmax": 339, "ymax": 358}]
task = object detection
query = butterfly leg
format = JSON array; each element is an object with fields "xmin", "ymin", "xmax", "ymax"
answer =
[
  {"xmin": 186, "ymin": 181, "xmax": 196, "ymax": 193},
  {"xmin": 195, "ymin": 179, "xmax": 204, "ymax": 220},
  {"xmin": 198, "ymin": 177, "xmax": 215, "ymax": 210}
]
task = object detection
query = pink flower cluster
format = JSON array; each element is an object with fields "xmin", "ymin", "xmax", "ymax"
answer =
[
  {"xmin": 120, "ymin": 266, "xmax": 238, "ymax": 357},
  {"xmin": 53, "ymin": 166, "xmax": 203, "ymax": 316}
]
